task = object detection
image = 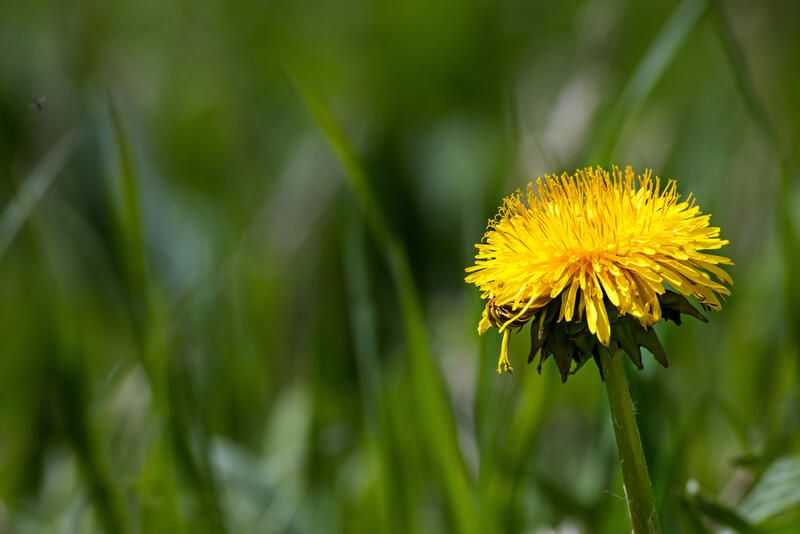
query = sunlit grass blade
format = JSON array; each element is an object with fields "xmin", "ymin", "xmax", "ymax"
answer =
[
  {"xmin": 590, "ymin": 0, "xmax": 708, "ymax": 163},
  {"xmin": 289, "ymin": 69, "xmax": 477, "ymax": 533},
  {"xmin": 0, "ymin": 131, "xmax": 78, "ymax": 261}
]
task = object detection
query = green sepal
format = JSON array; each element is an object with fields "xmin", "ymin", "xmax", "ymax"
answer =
[
  {"xmin": 527, "ymin": 309, "xmax": 550, "ymax": 364},
  {"xmin": 592, "ymin": 352, "xmax": 605, "ymax": 380},
  {"xmin": 606, "ymin": 304, "xmax": 621, "ymax": 324},
  {"xmin": 572, "ymin": 332, "xmax": 596, "ymax": 357},
  {"xmin": 613, "ymin": 317, "xmax": 644, "ymax": 370},
  {"xmin": 566, "ymin": 321, "xmax": 587, "ymax": 337},
  {"xmin": 634, "ymin": 325, "xmax": 669, "ymax": 368},
  {"xmin": 570, "ymin": 348, "xmax": 595, "ymax": 376},
  {"xmin": 609, "ymin": 314, "xmax": 669, "ymax": 370},
  {"xmin": 535, "ymin": 351, "xmax": 551, "ymax": 375},
  {"xmin": 544, "ymin": 327, "xmax": 574, "ymax": 383},
  {"xmin": 571, "ymin": 325, "xmax": 597, "ymax": 376},
  {"xmin": 525, "ymin": 299, "xmax": 675, "ymax": 382},
  {"xmin": 658, "ymin": 289, "xmax": 708, "ymax": 325}
]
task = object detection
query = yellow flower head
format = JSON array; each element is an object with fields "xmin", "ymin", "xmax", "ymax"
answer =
[{"xmin": 465, "ymin": 165, "xmax": 733, "ymax": 378}]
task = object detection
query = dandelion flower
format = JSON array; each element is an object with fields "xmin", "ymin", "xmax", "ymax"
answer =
[{"xmin": 465, "ymin": 165, "xmax": 733, "ymax": 379}]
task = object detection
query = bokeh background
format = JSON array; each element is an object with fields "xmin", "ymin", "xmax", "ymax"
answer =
[{"xmin": 1, "ymin": 0, "xmax": 799, "ymax": 532}]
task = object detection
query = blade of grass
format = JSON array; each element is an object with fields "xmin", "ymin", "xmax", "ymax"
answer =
[
  {"xmin": 0, "ymin": 131, "xmax": 78, "ymax": 261},
  {"xmin": 738, "ymin": 457, "xmax": 800, "ymax": 525},
  {"xmin": 107, "ymin": 94, "xmax": 151, "ymax": 349},
  {"xmin": 710, "ymin": 1, "xmax": 800, "ymax": 383},
  {"xmin": 166, "ymin": 352, "xmax": 229, "ymax": 534},
  {"xmin": 58, "ymin": 342, "xmax": 127, "ymax": 534},
  {"xmin": 590, "ymin": 0, "xmax": 709, "ymax": 163},
  {"xmin": 343, "ymin": 206, "xmax": 405, "ymax": 533},
  {"xmin": 484, "ymin": 370, "xmax": 554, "ymax": 530},
  {"xmin": 651, "ymin": 393, "xmax": 712, "ymax": 523},
  {"xmin": 685, "ymin": 490, "xmax": 756, "ymax": 532},
  {"xmin": 28, "ymin": 210, "xmax": 127, "ymax": 534},
  {"xmin": 289, "ymin": 69, "xmax": 477, "ymax": 533},
  {"xmin": 343, "ymin": 209, "xmax": 384, "ymax": 420},
  {"xmin": 106, "ymin": 95, "xmax": 227, "ymax": 533}
]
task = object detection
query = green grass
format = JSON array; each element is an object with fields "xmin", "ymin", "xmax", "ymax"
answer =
[{"xmin": 1, "ymin": 0, "xmax": 799, "ymax": 532}]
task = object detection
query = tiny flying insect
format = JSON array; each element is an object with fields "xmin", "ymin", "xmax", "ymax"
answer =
[{"xmin": 30, "ymin": 96, "xmax": 47, "ymax": 111}]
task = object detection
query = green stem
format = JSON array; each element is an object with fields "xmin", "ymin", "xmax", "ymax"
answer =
[{"xmin": 601, "ymin": 349, "xmax": 662, "ymax": 533}]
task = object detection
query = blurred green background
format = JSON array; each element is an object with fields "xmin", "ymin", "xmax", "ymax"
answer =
[{"xmin": 1, "ymin": 0, "xmax": 799, "ymax": 532}]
